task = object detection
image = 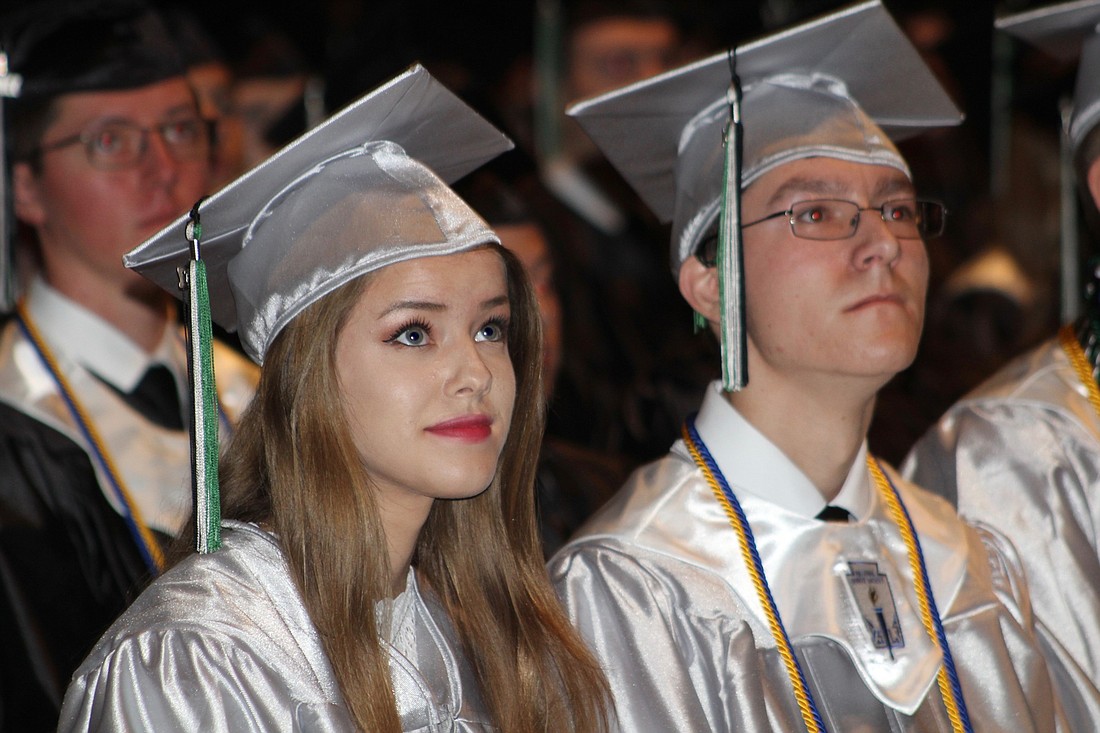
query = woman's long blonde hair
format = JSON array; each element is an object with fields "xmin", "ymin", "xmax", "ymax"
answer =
[{"xmin": 217, "ymin": 244, "xmax": 610, "ymax": 731}]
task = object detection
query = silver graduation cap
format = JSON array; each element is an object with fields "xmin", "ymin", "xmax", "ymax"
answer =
[
  {"xmin": 126, "ymin": 64, "xmax": 513, "ymax": 365},
  {"xmin": 125, "ymin": 65, "xmax": 512, "ymax": 553},
  {"xmin": 996, "ymin": 0, "xmax": 1100, "ymax": 151},
  {"xmin": 567, "ymin": 0, "xmax": 962, "ymax": 390}
]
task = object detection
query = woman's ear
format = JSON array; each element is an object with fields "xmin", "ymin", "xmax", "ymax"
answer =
[{"xmin": 678, "ymin": 256, "xmax": 721, "ymax": 324}]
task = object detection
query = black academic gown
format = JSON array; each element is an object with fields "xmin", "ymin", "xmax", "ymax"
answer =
[{"xmin": 0, "ymin": 402, "xmax": 151, "ymax": 732}]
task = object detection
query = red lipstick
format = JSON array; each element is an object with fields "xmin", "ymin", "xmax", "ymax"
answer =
[{"xmin": 425, "ymin": 415, "xmax": 492, "ymax": 441}]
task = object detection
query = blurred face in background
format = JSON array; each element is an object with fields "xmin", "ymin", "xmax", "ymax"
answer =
[
  {"xmin": 13, "ymin": 77, "xmax": 210, "ymax": 302},
  {"xmin": 566, "ymin": 15, "xmax": 681, "ymax": 101},
  {"xmin": 495, "ymin": 222, "xmax": 563, "ymax": 396}
]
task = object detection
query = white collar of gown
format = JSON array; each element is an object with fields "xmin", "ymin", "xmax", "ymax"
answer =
[{"xmin": 683, "ymin": 382, "xmax": 968, "ymax": 715}]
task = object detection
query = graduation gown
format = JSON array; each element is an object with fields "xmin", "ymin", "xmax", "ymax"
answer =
[
  {"xmin": 549, "ymin": 384, "xmax": 1071, "ymax": 732},
  {"xmin": 905, "ymin": 337, "xmax": 1100, "ymax": 728},
  {"xmin": 58, "ymin": 521, "xmax": 494, "ymax": 732},
  {"xmin": 0, "ymin": 314, "xmax": 256, "ymax": 732}
]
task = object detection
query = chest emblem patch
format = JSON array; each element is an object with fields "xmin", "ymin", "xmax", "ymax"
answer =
[{"xmin": 846, "ymin": 561, "xmax": 905, "ymax": 658}]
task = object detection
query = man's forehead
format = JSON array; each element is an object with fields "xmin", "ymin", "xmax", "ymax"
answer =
[
  {"xmin": 51, "ymin": 79, "xmax": 196, "ymax": 122},
  {"xmin": 753, "ymin": 160, "xmax": 914, "ymax": 208}
]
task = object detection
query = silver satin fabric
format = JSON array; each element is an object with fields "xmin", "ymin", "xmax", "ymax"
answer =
[
  {"xmin": 673, "ymin": 73, "xmax": 909, "ymax": 269},
  {"xmin": 0, "ymin": 318, "xmax": 256, "ymax": 534},
  {"xmin": 228, "ymin": 140, "xmax": 500, "ymax": 364},
  {"xmin": 550, "ymin": 389, "xmax": 1069, "ymax": 732},
  {"xmin": 58, "ymin": 520, "xmax": 494, "ymax": 732},
  {"xmin": 905, "ymin": 337, "xmax": 1100, "ymax": 730}
]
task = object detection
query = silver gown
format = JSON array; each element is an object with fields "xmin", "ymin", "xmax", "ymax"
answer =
[
  {"xmin": 58, "ymin": 521, "xmax": 495, "ymax": 732},
  {"xmin": 549, "ymin": 383, "xmax": 1071, "ymax": 732},
  {"xmin": 905, "ymin": 337, "xmax": 1100, "ymax": 728}
]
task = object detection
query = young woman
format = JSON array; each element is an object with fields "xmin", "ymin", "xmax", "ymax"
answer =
[{"xmin": 57, "ymin": 68, "xmax": 609, "ymax": 732}]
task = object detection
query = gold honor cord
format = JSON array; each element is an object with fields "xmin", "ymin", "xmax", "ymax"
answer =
[
  {"xmin": 683, "ymin": 421, "xmax": 823, "ymax": 732},
  {"xmin": 15, "ymin": 302, "xmax": 166, "ymax": 573},
  {"xmin": 867, "ymin": 457, "xmax": 970, "ymax": 733},
  {"xmin": 1059, "ymin": 323, "xmax": 1100, "ymax": 418}
]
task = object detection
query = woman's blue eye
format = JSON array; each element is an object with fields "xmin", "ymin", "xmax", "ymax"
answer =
[
  {"xmin": 476, "ymin": 319, "xmax": 507, "ymax": 343},
  {"xmin": 392, "ymin": 325, "xmax": 429, "ymax": 346}
]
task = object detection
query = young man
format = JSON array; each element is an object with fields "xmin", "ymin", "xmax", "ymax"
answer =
[
  {"xmin": 905, "ymin": 1, "xmax": 1100, "ymax": 724},
  {"xmin": 548, "ymin": 2, "xmax": 1093, "ymax": 730},
  {"xmin": 0, "ymin": 2, "xmax": 255, "ymax": 728}
]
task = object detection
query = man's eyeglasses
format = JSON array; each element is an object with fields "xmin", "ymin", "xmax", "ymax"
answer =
[
  {"xmin": 744, "ymin": 198, "xmax": 945, "ymax": 241},
  {"xmin": 696, "ymin": 198, "xmax": 946, "ymax": 265},
  {"xmin": 34, "ymin": 116, "xmax": 213, "ymax": 171}
]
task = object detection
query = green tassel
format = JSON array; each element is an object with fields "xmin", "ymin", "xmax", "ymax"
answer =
[
  {"xmin": 717, "ymin": 65, "xmax": 747, "ymax": 392},
  {"xmin": 693, "ymin": 310, "xmax": 708, "ymax": 334},
  {"xmin": 188, "ymin": 258, "xmax": 221, "ymax": 553}
]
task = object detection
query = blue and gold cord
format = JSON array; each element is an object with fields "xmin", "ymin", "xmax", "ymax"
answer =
[
  {"xmin": 683, "ymin": 417, "xmax": 973, "ymax": 733},
  {"xmin": 16, "ymin": 303, "xmax": 166, "ymax": 574},
  {"xmin": 869, "ymin": 457, "xmax": 972, "ymax": 733},
  {"xmin": 683, "ymin": 418, "xmax": 825, "ymax": 732}
]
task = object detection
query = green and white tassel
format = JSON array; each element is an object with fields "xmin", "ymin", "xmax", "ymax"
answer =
[
  {"xmin": 183, "ymin": 200, "xmax": 221, "ymax": 553},
  {"xmin": 717, "ymin": 52, "xmax": 747, "ymax": 391}
]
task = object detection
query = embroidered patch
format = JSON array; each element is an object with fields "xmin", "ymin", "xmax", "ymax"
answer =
[{"xmin": 846, "ymin": 561, "xmax": 904, "ymax": 658}]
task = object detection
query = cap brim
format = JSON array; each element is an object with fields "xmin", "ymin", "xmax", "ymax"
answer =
[
  {"xmin": 125, "ymin": 63, "xmax": 513, "ymax": 331},
  {"xmin": 567, "ymin": 0, "xmax": 962, "ymax": 222}
]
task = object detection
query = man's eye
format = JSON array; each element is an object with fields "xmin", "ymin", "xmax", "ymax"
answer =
[
  {"xmin": 163, "ymin": 119, "xmax": 203, "ymax": 144},
  {"xmin": 796, "ymin": 205, "xmax": 834, "ymax": 224},
  {"xmin": 886, "ymin": 203, "xmax": 917, "ymax": 222},
  {"xmin": 90, "ymin": 127, "xmax": 128, "ymax": 154}
]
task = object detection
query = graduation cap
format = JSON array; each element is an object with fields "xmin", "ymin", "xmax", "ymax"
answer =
[
  {"xmin": 125, "ymin": 64, "xmax": 512, "ymax": 552},
  {"xmin": 567, "ymin": 0, "xmax": 962, "ymax": 390},
  {"xmin": 996, "ymin": 0, "xmax": 1100, "ymax": 150},
  {"xmin": 997, "ymin": 1, "xmax": 1100, "ymax": 323},
  {"xmin": 0, "ymin": 0, "xmax": 186, "ymax": 310}
]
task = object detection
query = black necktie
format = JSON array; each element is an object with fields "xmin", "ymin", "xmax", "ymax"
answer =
[
  {"xmin": 815, "ymin": 505, "xmax": 853, "ymax": 523},
  {"xmin": 96, "ymin": 364, "xmax": 185, "ymax": 431}
]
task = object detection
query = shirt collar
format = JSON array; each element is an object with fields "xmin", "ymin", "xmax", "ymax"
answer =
[
  {"xmin": 693, "ymin": 381, "xmax": 871, "ymax": 519},
  {"xmin": 26, "ymin": 277, "xmax": 184, "ymax": 393}
]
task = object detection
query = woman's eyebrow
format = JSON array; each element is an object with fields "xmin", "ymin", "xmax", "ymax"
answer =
[
  {"xmin": 378, "ymin": 300, "xmax": 445, "ymax": 318},
  {"xmin": 378, "ymin": 293, "xmax": 509, "ymax": 319}
]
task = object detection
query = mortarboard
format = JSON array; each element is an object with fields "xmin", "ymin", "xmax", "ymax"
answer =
[
  {"xmin": 0, "ymin": 0, "xmax": 187, "ymax": 310},
  {"xmin": 566, "ymin": 0, "xmax": 961, "ymax": 390},
  {"xmin": 124, "ymin": 65, "xmax": 512, "ymax": 552},
  {"xmin": 127, "ymin": 64, "xmax": 512, "ymax": 364},
  {"xmin": 996, "ymin": 0, "xmax": 1100, "ymax": 151},
  {"xmin": 996, "ymin": 0, "xmax": 1100, "ymax": 323}
]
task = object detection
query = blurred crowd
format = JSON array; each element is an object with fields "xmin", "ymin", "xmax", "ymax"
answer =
[{"xmin": 167, "ymin": 0, "xmax": 1081, "ymax": 467}]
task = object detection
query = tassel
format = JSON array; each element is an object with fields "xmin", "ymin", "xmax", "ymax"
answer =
[
  {"xmin": 717, "ymin": 50, "xmax": 747, "ymax": 391},
  {"xmin": 184, "ymin": 200, "xmax": 221, "ymax": 553},
  {"xmin": 693, "ymin": 310, "xmax": 708, "ymax": 334},
  {"xmin": 1, "ymin": 51, "xmax": 24, "ymax": 311}
]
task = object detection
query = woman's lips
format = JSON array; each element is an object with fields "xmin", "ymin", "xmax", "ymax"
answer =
[{"xmin": 425, "ymin": 415, "xmax": 493, "ymax": 441}]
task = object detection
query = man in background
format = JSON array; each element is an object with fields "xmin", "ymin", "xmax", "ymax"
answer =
[{"xmin": 0, "ymin": 2, "xmax": 254, "ymax": 728}]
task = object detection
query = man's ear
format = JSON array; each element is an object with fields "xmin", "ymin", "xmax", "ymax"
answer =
[
  {"xmin": 678, "ymin": 256, "xmax": 721, "ymax": 324},
  {"xmin": 12, "ymin": 162, "xmax": 47, "ymax": 227}
]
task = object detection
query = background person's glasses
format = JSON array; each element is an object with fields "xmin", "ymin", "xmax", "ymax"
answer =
[{"xmin": 34, "ymin": 116, "xmax": 213, "ymax": 170}]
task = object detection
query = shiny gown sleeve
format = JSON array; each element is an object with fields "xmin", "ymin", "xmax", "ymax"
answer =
[
  {"xmin": 906, "ymin": 397, "xmax": 1100, "ymax": 729},
  {"xmin": 551, "ymin": 542, "xmax": 788, "ymax": 732},
  {"xmin": 59, "ymin": 627, "xmax": 354, "ymax": 731}
]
